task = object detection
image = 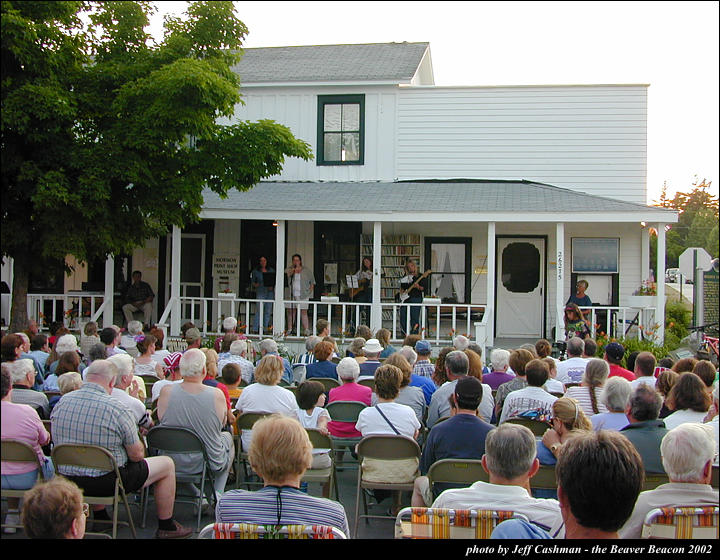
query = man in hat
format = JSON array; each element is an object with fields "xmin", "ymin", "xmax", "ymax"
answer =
[
  {"xmin": 358, "ymin": 338, "xmax": 383, "ymax": 378},
  {"xmin": 412, "ymin": 376, "xmax": 495, "ymax": 506},
  {"xmin": 184, "ymin": 327, "xmax": 203, "ymax": 351},
  {"xmin": 412, "ymin": 340, "xmax": 434, "ymax": 378},
  {"xmin": 604, "ymin": 342, "xmax": 635, "ymax": 381}
]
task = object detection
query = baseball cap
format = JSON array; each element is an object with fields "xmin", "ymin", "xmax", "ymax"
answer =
[
  {"xmin": 185, "ymin": 327, "xmax": 202, "ymax": 343},
  {"xmin": 604, "ymin": 342, "xmax": 625, "ymax": 361},
  {"xmin": 454, "ymin": 376, "xmax": 483, "ymax": 402},
  {"xmin": 415, "ymin": 340, "xmax": 431, "ymax": 354},
  {"xmin": 163, "ymin": 351, "xmax": 183, "ymax": 371}
]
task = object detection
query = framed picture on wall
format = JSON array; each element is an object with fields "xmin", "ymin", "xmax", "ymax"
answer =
[{"xmin": 571, "ymin": 238, "xmax": 619, "ymax": 274}]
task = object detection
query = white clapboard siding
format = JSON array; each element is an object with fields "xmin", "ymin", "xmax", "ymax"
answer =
[{"xmin": 396, "ymin": 85, "xmax": 647, "ymax": 204}]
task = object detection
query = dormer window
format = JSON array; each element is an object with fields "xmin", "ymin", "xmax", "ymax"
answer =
[{"xmin": 317, "ymin": 94, "xmax": 365, "ymax": 165}]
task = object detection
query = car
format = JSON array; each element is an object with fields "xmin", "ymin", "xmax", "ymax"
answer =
[{"xmin": 665, "ymin": 268, "xmax": 679, "ymax": 283}]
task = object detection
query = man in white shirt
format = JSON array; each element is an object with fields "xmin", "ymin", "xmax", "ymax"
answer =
[
  {"xmin": 432, "ymin": 423, "xmax": 564, "ymax": 537},
  {"xmin": 629, "ymin": 351, "xmax": 657, "ymax": 390},
  {"xmin": 107, "ymin": 353, "xmax": 152, "ymax": 430},
  {"xmin": 499, "ymin": 359, "xmax": 557, "ymax": 424},
  {"xmin": 555, "ymin": 337, "xmax": 587, "ymax": 384},
  {"xmin": 217, "ymin": 339, "xmax": 255, "ymax": 385},
  {"xmin": 620, "ymin": 423, "xmax": 719, "ymax": 538}
]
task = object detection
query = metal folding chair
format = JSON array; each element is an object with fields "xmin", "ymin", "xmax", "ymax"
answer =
[
  {"xmin": 198, "ymin": 522, "xmax": 347, "ymax": 539},
  {"xmin": 505, "ymin": 417, "xmax": 551, "ymax": 436},
  {"xmin": 395, "ymin": 507, "xmax": 530, "ymax": 539},
  {"xmin": 326, "ymin": 400, "xmax": 367, "ymax": 471},
  {"xmin": 234, "ymin": 412, "xmax": 270, "ymax": 489},
  {"xmin": 427, "ymin": 458, "xmax": 487, "ymax": 500},
  {"xmin": 1, "ymin": 439, "xmax": 49, "ymax": 532},
  {"xmin": 302, "ymin": 429, "xmax": 339, "ymax": 500}
]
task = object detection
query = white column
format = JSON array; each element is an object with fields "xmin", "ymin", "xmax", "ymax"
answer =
[
  {"xmin": 486, "ymin": 222, "xmax": 496, "ymax": 347},
  {"xmin": 103, "ymin": 254, "xmax": 114, "ymax": 328},
  {"xmin": 170, "ymin": 225, "xmax": 181, "ymax": 336},
  {"xmin": 656, "ymin": 223, "xmax": 666, "ymax": 344},
  {"xmin": 555, "ymin": 223, "xmax": 565, "ymax": 342},
  {"xmin": 370, "ymin": 221, "xmax": 382, "ymax": 332},
  {"xmin": 273, "ymin": 219, "xmax": 286, "ymax": 337},
  {"xmin": 641, "ymin": 226, "xmax": 650, "ymax": 282}
]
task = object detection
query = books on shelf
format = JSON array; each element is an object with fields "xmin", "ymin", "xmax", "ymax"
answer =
[{"xmin": 360, "ymin": 234, "xmax": 422, "ymax": 302}]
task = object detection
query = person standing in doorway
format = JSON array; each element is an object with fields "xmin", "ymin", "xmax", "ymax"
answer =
[
  {"xmin": 285, "ymin": 254, "xmax": 315, "ymax": 336},
  {"xmin": 251, "ymin": 256, "xmax": 275, "ymax": 335}
]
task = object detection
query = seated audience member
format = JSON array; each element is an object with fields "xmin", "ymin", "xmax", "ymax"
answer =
[
  {"xmin": 431, "ymin": 346, "xmax": 453, "ymax": 387},
  {"xmin": 294, "ymin": 381, "xmax": 332, "ymax": 481},
  {"xmin": 100, "ymin": 326, "xmax": 125, "ymax": 358},
  {"xmin": 428, "ymin": 351, "xmax": 494, "ymax": 427},
  {"xmin": 620, "ymin": 423, "xmax": 719, "ymax": 539},
  {"xmin": 619, "ymin": 384, "xmax": 668, "ymax": 473},
  {"xmin": 401, "ymin": 346, "xmax": 436, "ymax": 405},
  {"xmin": 149, "ymin": 327, "xmax": 170, "ymax": 365},
  {"xmin": 376, "ymin": 353, "xmax": 426, "ymax": 423},
  {"xmin": 51, "ymin": 372, "xmax": 83, "ymax": 410},
  {"xmin": 467, "ymin": 343, "xmax": 489, "ymax": 374},
  {"xmin": 483, "ymin": 349, "xmax": 514, "ymax": 391},
  {"xmin": 663, "ymin": 372, "xmax": 712, "ymax": 430},
  {"xmin": 671, "ymin": 357, "xmax": 698, "ymax": 374},
  {"xmin": 499, "ymin": 359, "xmax": 557, "ymax": 424},
  {"xmin": 452, "ymin": 335, "xmax": 470, "ymax": 351},
  {"xmin": 538, "ymin": 398, "xmax": 592, "ymax": 466},
  {"xmin": 43, "ymin": 350, "xmax": 81, "ymax": 393},
  {"xmin": 235, "ymin": 354, "xmax": 297, "ymax": 451},
  {"xmin": 1, "ymin": 366, "xmax": 54, "ymax": 533},
  {"xmin": 345, "ymin": 337, "xmax": 366, "ymax": 362},
  {"xmin": 432, "ymin": 423, "xmax": 564, "ymax": 538},
  {"xmin": 21, "ymin": 477, "xmax": 86, "ymax": 539},
  {"xmin": 120, "ymin": 320, "xmax": 143, "ymax": 357},
  {"xmin": 494, "ymin": 349, "xmax": 534, "ymax": 420},
  {"xmin": 217, "ymin": 332, "xmax": 240, "ymax": 360},
  {"xmin": 200, "ymin": 347, "xmax": 233, "ymax": 424},
  {"xmin": 221, "ymin": 363, "xmax": 244, "ymax": 399},
  {"xmin": 656, "ymin": 369, "xmax": 679, "ymax": 419},
  {"xmin": 157, "ymin": 348, "xmax": 234, "ymax": 499},
  {"xmin": 46, "ymin": 334, "xmax": 84, "ymax": 377},
  {"xmin": 625, "ymin": 351, "xmax": 641, "ymax": 377},
  {"xmin": 9, "ymin": 359, "xmax": 49, "ymax": 419},
  {"xmin": 377, "ymin": 328, "xmax": 397, "ymax": 359},
  {"xmin": 655, "ymin": 356, "xmax": 675, "ymax": 378},
  {"xmin": 316, "ymin": 319, "xmax": 330, "ymax": 339},
  {"xmin": 692, "ymin": 360, "xmax": 717, "ymax": 391},
  {"xmin": 217, "ymin": 339, "xmax": 255, "ymax": 386},
  {"xmin": 357, "ymin": 339, "xmax": 383, "ymax": 378},
  {"xmin": 216, "ymin": 415, "xmax": 350, "ymax": 536},
  {"xmin": 151, "ymin": 352, "xmax": 184, "ymax": 403},
  {"xmin": 705, "ymin": 385, "xmax": 718, "ymax": 463},
  {"xmin": 412, "ymin": 340, "xmax": 435, "ymax": 378},
  {"xmin": 464, "ymin": 348, "xmax": 485, "ymax": 382},
  {"xmin": 604, "ymin": 342, "xmax": 635, "ymax": 381},
  {"xmin": 255, "ymin": 339, "xmax": 292, "ymax": 385},
  {"xmin": 323, "ymin": 336, "xmax": 340, "ymax": 359},
  {"xmin": 293, "ymin": 335, "xmax": 320, "ymax": 366},
  {"xmin": 214, "ymin": 316, "xmax": 239, "ymax": 354},
  {"xmin": 2, "ymin": 333, "xmax": 25, "ymax": 363},
  {"xmin": 134, "ymin": 334, "xmax": 165, "ymax": 378},
  {"xmin": 519, "ymin": 343, "xmax": 539, "ymax": 358},
  {"xmin": 184, "ymin": 327, "xmax": 203, "ymax": 351},
  {"xmin": 555, "ymin": 337, "xmax": 587, "ymax": 384},
  {"xmin": 534, "ymin": 339, "xmax": 553, "ymax": 361},
  {"xmin": 355, "ymin": 325, "xmax": 373, "ymax": 341},
  {"xmin": 86, "ymin": 342, "xmax": 107, "ymax": 366},
  {"xmin": 581, "ymin": 338, "xmax": 597, "ymax": 359},
  {"xmin": 79, "ymin": 321, "xmax": 101, "ymax": 358},
  {"xmin": 27, "ymin": 334, "xmax": 50, "ymax": 380},
  {"xmin": 493, "ymin": 431, "xmax": 644, "ymax": 539},
  {"xmin": 304, "ymin": 341, "xmax": 338, "ymax": 381},
  {"xmin": 106, "ymin": 354, "xmax": 152, "ymax": 430},
  {"xmin": 412, "ymin": 377, "xmax": 495, "ymax": 507},
  {"xmin": 541, "ymin": 357, "xmax": 565, "ymax": 394},
  {"xmin": 565, "ymin": 358, "xmax": 609, "ymax": 417},
  {"xmin": 50, "ymin": 359, "xmax": 191, "ymax": 538},
  {"xmin": 630, "ymin": 351, "xmax": 658, "ymax": 390},
  {"xmin": 590, "ymin": 376, "xmax": 631, "ymax": 431},
  {"xmin": 327, "ymin": 358, "xmax": 372, "ymax": 439}
]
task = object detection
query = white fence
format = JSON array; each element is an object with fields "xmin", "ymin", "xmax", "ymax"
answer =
[
  {"xmin": 579, "ymin": 305, "xmax": 657, "ymax": 341},
  {"xmin": 25, "ymin": 292, "xmax": 106, "ymax": 331}
]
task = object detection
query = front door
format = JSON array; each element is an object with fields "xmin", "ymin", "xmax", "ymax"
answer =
[{"xmin": 496, "ymin": 237, "xmax": 545, "ymax": 338}]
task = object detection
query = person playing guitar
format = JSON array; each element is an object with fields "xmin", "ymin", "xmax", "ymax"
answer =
[{"xmin": 399, "ymin": 259, "xmax": 431, "ymax": 335}]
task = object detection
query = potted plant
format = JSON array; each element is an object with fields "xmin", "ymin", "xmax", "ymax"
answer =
[{"xmin": 627, "ymin": 280, "xmax": 656, "ymax": 308}]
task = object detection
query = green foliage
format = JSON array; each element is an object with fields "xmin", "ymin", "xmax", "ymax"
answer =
[
  {"xmin": 594, "ymin": 335, "xmax": 673, "ymax": 363},
  {"xmin": 1, "ymin": 1, "xmax": 312, "ymax": 330},
  {"xmin": 664, "ymin": 301, "xmax": 690, "ymax": 348}
]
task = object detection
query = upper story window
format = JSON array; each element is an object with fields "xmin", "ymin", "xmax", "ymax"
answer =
[{"xmin": 317, "ymin": 94, "xmax": 364, "ymax": 165}]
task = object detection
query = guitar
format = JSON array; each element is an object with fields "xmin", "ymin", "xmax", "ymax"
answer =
[{"xmin": 399, "ymin": 270, "xmax": 432, "ymax": 303}]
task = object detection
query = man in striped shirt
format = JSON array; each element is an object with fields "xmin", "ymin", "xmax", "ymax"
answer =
[{"xmin": 411, "ymin": 340, "xmax": 434, "ymax": 378}]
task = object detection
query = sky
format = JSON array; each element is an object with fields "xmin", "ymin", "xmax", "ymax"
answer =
[{"xmin": 147, "ymin": 0, "xmax": 719, "ymax": 204}]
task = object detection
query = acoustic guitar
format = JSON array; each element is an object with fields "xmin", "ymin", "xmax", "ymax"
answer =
[{"xmin": 399, "ymin": 270, "xmax": 432, "ymax": 303}]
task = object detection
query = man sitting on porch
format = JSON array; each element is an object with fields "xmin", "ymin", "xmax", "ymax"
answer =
[{"xmin": 122, "ymin": 270, "xmax": 154, "ymax": 329}]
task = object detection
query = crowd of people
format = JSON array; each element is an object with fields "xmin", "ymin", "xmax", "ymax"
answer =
[{"xmin": 1, "ymin": 317, "xmax": 718, "ymax": 539}]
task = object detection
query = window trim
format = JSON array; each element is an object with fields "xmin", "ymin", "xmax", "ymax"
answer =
[{"xmin": 317, "ymin": 94, "xmax": 365, "ymax": 166}]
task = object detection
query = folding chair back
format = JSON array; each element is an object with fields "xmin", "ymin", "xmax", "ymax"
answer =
[
  {"xmin": 302, "ymin": 429, "xmax": 338, "ymax": 500},
  {"xmin": 641, "ymin": 506, "xmax": 719, "ymax": 539},
  {"xmin": 643, "ymin": 472, "xmax": 670, "ymax": 491},
  {"xmin": 394, "ymin": 507, "xmax": 530, "ymax": 539},
  {"xmin": 312, "ymin": 377, "xmax": 340, "ymax": 391},
  {"xmin": 1, "ymin": 439, "xmax": 48, "ymax": 531},
  {"xmin": 427, "ymin": 459, "xmax": 487, "ymax": 500},
  {"xmin": 357, "ymin": 378, "xmax": 375, "ymax": 390},
  {"xmin": 530, "ymin": 465, "xmax": 557, "ymax": 491},
  {"xmin": 504, "ymin": 417, "xmax": 551, "ymax": 436},
  {"xmin": 198, "ymin": 522, "xmax": 347, "ymax": 539},
  {"xmin": 712, "ymin": 465, "xmax": 718, "ymax": 489},
  {"xmin": 234, "ymin": 413, "xmax": 270, "ymax": 490},
  {"xmin": 50, "ymin": 444, "xmax": 136, "ymax": 539},
  {"xmin": 325, "ymin": 401, "xmax": 367, "ymax": 472}
]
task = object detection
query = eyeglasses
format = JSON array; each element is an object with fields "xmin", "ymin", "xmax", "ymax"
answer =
[{"xmin": 82, "ymin": 503, "xmax": 90, "ymax": 518}]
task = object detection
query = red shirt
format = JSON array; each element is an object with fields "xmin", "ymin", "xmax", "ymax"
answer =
[{"xmin": 608, "ymin": 363, "xmax": 636, "ymax": 381}]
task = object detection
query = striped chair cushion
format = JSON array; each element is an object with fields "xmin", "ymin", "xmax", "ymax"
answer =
[
  {"xmin": 395, "ymin": 507, "xmax": 527, "ymax": 539},
  {"xmin": 211, "ymin": 522, "xmax": 342, "ymax": 539},
  {"xmin": 641, "ymin": 506, "xmax": 719, "ymax": 539}
]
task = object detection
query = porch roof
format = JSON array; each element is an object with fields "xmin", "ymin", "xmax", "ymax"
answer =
[{"xmin": 199, "ymin": 180, "xmax": 678, "ymax": 223}]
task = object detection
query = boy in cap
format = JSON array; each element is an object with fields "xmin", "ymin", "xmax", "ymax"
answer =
[
  {"xmin": 604, "ymin": 342, "xmax": 635, "ymax": 381},
  {"xmin": 412, "ymin": 340, "xmax": 434, "ymax": 378}
]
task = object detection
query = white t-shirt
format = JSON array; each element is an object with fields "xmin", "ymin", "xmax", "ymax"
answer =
[
  {"xmin": 543, "ymin": 378, "xmax": 565, "ymax": 394},
  {"xmin": 111, "ymin": 387, "xmax": 150, "ymax": 427},
  {"xmin": 355, "ymin": 402, "xmax": 421, "ymax": 439},
  {"xmin": 151, "ymin": 379, "xmax": 182, "ymax": 402},
  {"xmin": 565, "ymin": 386, "xmax": 608, "ymax": 417},
  {"xmin": 630, "ymin": 376, "xmax": 657, "ymax": 390},
  {"xmin": 556, "ymin": 357, "xmax": 588, "ymax": 384},
  {"xmin": 235, "ymin": 383, "xmax": 298, "ymax": 450},
  {"xmin": 663, "ymin": 409, "xmax": 708, "ymax": 431},
  {"xmin": 296, "ymin": 408, "xmax": 331, "ymax": 456},
  {"xmin": 499, "ymin": 386, "xmax": 558, "ymax": 424},
  {"xmin": 292, "ymin": 273, "xmax": 302, "ymax": 297}
]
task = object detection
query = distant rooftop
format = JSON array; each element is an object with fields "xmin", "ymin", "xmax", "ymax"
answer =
[{"xmin": 232, "ymin": 42, "xmax": 430, "ymax": 84}]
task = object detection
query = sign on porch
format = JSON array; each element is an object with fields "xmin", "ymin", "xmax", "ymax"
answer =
[{"xmin": 213, "ymin": 255, "xmax": 240, "ymax": 293}]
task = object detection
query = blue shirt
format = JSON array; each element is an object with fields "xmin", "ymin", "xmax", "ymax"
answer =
[
  {"xmin": 253, "ymin": 353, "xmax": 292, "ymax": 385},
  {"xmin": 420, "ymin": 414, "xmax": 495, "ymax": 476},
  {"xmin": 358, "ymin": 361, "xmax": 381, "ymax": 377},
  {"xmin": 305, "ymin": 360, "xmax": 338, "ymax": 380},
  {"xmin": 566, "ymin": 294, "xmax": 592, "ymax": 307},
  {"xmin": 409, "ymin": 373, "xmax": 437, "ymax": 405}
]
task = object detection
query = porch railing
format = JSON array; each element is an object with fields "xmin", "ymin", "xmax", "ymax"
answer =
[
  {"xmin": 579, "ymin": 305, "xmax": 657, "ymax": 341},
  {"xmin": 26, "ymin": 292, "xmax": 106, "ymax": 331}
]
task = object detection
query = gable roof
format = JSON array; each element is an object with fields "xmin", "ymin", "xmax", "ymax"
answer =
[
  {"xmin": 200, "ymin": 180, "xmax": 678, "ymax": 223},
  {"xmin": 232, "ymin": 42, "xmax": 430, "ymax": 84}
]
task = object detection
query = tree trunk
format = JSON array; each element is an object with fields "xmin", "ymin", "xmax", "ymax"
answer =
[{"xmin": 9, "ymin": 257, "xmax": 29, "ymax": 333}]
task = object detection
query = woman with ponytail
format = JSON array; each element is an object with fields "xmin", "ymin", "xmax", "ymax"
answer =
[{"xmin": 565, "ymin": 358, "xmax": 609, "ymax": 416}]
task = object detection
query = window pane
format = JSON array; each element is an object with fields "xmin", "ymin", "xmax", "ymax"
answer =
[
  {"xmin": 324, "ymin": 104, "xmax": 342, "ymax": 132},
  {"xmin": 342, "ymin": 103, "xmax": 360, "ymax": 131},
  {"xmin": 501, "ymin": 242, "xmax": 540, "ymax": 293},
  {"xmin": 324, "ymin": 133, "xmax": 341, "ymax": 161},
  {"xmin": 342, "ymin": 133, "xmax": 360, "ymax": 161}
]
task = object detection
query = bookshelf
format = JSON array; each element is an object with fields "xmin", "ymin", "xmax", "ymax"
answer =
[{"xmin": 360, "ymin": 234, "xmax": 422, "ymax": 303}]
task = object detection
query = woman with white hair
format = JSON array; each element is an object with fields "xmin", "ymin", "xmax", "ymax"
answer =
[
  {"xmin": 327, "ymin": 357, "xmax": 372, "ymax": 439},
  {"xmin": 590, "ymin": 377, "xmax": 631, "ymax": 431},
  {"xmin": 46, "ymin": 334, "xmax": 84, "ymax": 377},
  {"xmin": 121, "ymin": 320, "xmax": 144, "ymax": 357}
]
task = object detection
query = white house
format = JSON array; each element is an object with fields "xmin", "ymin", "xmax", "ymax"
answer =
[{"xmin": 4, "ymin": 42, "xmax": 678, "ymax": 350}]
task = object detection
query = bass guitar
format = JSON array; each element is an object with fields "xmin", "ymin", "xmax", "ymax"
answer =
[{"xmin": 399, "ymin": 270, "xmax": 432, "ymax": 303}]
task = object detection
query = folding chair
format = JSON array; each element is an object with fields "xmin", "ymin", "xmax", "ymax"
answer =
[
  {"xmin": 302, "ymin": 429, "xmax": 339, "ymax": 500},
  {"xmin": 427, "ymin": 459, "xmax": 487, "ymax": 500},
  {"xmin": 549, "ymin": 392, "xmax": 565, "ymax": 398},
  {"xmin": 641, "ymin": 506, "xmax": 719, "ymax": 539},
  {"xmin": 643, "ymin": 472, "xmax": 670, "ymax": 491},
  {"xmin": 1, "ymin": 440, "xmax": 49, "ymax": 532},
  {"xmin": 712, "ymin": 465, "xmax": 718, "ymax": 489},
  {"xmin": 325, "ymin": 401, "xmax": 367, "ymax": 471},
  {"xmin": 139, "ymin": 375, "xmax": 158, "ymax": 407},
  {"xmin": 353, "ymin": 434, "xmax": 421, "ymax": 538},
  {"xmin": 530, "ymin": 465, "xmax": 557, "ymax": 492},
  {"xmin": 198, "ymin": 522, "xmax": 347, "ymax": 539},
  {"xmin": 144, "ymin": 426, "xmax": 217, "ymax": 531},
  {"xmin": 505, "ymin": 417, "xmax": 551, "ymax": 437},
  {"xmin": 51, "ymin": 444, "xmax": 137, "ymax": 539},
  {"xmin": 357, "ymin": 378, "xmax": 375, "ymax": 390},
  {"xmin": 234, "ymin": 412, "xmax": 270, "ymax": 489},
  {"xmin": 394, "ymin": 507, "xmax": 530, "ymax": 539},
  {"xmin": 311, "ymin": 377, "xmax": 340, "ymax": 392}
]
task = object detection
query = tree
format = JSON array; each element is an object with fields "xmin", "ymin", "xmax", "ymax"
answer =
[
  {"xmin": 649, "ymin": 178, "xmax": 719, "ymax": 276},
  {"xmin": 1, "ymin": 1, "xmax": 312, "ymax": 332}
]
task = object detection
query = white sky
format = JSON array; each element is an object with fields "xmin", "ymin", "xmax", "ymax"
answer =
[{"xmin": 148, "ymin": 0, "xmax": 719, "ymax": 204}]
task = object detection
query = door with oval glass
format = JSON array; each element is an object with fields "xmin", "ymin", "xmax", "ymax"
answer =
[{"xmin": 496, "ymin": 237, "xmax": 545, "ymax": 338}]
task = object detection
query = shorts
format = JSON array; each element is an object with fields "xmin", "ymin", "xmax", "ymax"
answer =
[
  {"xmin": 65, "ymin": 459, "xmax": 149, "ymax": 497},
  {"xmin": 289, "ymin": 301, "xmax": 309, "ymax": 311},
  {"xmin": 1, "ymin": 458, "xmax": 55, "ymax": 489},
  {"xmin": 414, "ymin": 475, "xmax": 433, "ymax": 506}
]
